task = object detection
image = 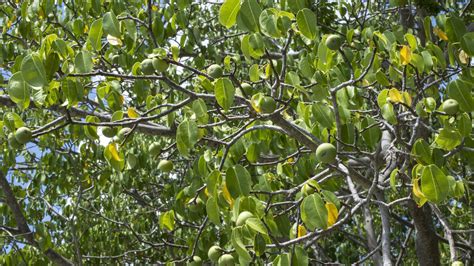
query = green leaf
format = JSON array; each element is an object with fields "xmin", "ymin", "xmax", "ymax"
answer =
[
  {"xmin": 461, "ymin": 32, "xmax": 474, "ymax": 56},
  {"xmin": 104, "ymin": 143, "xmax": 125, "ymax": 172},
  {"xmin": 292, "ymin": 246, "xmax": 309, "ymax": 266},
  {"xmin": 390, "ymin": 168, "xmax": 399, "ymax": 191},
  {"xmin": 249, "ymin": 64, "xmax": 260, "ymax": 82},
  {"xmin": 296, "ymin": 8, "xmax": 317, "ymax": 40},
  {"xmin": 447, "ymin": 79, "xmax": 474, "ymax": 112},
  {"xmin": 206, "ymin": 196, "xmax": 220, "ymax": 224},
  {"xmin": 226, "ymin": 164, "xmax": 252, "ymax": 198},
  {"xmin": 238, "ymin": 0, "xmax": 262, "ymax": 32},
  {"xmin": 246, "ymin": 218, "xmax": 267, "ymax": 235},
  {"xmin": 381, "ymin": 102, "xmax": 397, "ymax": 125},
  {"xmin": 159, "ymin": 210, "xmax": 175, "ymax": 231},
  {"xmin": 288, "ymin": 0, "xmax": 307, "ymax": 13},
  {"xmin": 7, "ymin": 72, "xmax": 30, "ymax": 109},
  {"xmin": 75, "ymin": 51, "xmax": 93, "ymax": 73},
  {"xmin": 435, "ymin": 127, "xmax": 462, "ymax": 151},
  {"xmin": 421, "ymin": 164, "xmax": 449, "ymax": 203},
  {"xmin": 21, "ymin": 54, "xmax": 47, "ymax": 88},
  {"xmin": 361, "ymin": 117, "xmax": 381, "ymax": 149},
  {"xmin": 412, "ymin": 139, "xmax": 433, "ymax": 165},
  {"xmin": 259, "ymin": 9, "xmax": 281, "ymax": 38},
  {"xmin": 231, "ymin": 228, "xmax": 252, "ymax": 263},
  {"xmin": 103, "ymin": 11, "xmax": 121, "ymax": 38},
  {"xmin": 445, "ymin": 16, "xmax": 466, "ymax": 42},
  {"xmin": 254, "ymin": 233, "xmax": 266, "ymax": 257},
  {"xmin": 273, "ymin": 253, "xmax": 291, "ymax": 266},
  {"xmin": 458, "ymin": 113, "xmax": 472, "ymax": 137},
  {"xmin": 301, "ymin": 193, "xmax": 328, "ymax": 230},
  {"xmin": 88, "ymin": 19, "xmax": 103, "ymax": 51},
  {"xmin": 219, "ymin": 0, "xmax": 241, "ymax": 28},
  {"xmin": 176, "ymin": 119, "xmax": 199, "ymax": 156},
  {"xmin": 214, "ymin": 78, "xmax": 235, "ymax": 111},
  {"xmin": 206, "ymin": 170, "xmax": 222, "ymax": 196},
  {"xmin": 312, "ymin": 102, "xmax": 334, "ymax": 129},
  {"xmin": 192, "ymin": 98, "xmax": 209, "ymax": 124}
]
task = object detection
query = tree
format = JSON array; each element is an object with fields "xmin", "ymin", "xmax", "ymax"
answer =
[{"xmin": 0, "ymin": 0, "xmax": 473, "ymax": 265}]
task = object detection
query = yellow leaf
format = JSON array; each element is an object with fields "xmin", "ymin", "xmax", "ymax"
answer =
[
  {"xmin": 204, "ymin": 187, "xmax": 209, "ymax": 197},
  {"xmin": 400, "ymin": 45, "xmax": 412, "ymax": 65},
  {"xmin": 459, "ymin": 50, "xmax": 469, "ymax": 65},
  {"xmin": 412, "ymin": 178, "xmax": 428, "ymax": 207},
  {"xmin": 84, "ymin": 25, "xmax": 89, "ymax": 33},
  {"xmin": 297, "ymin": 224, "xmax": 307, "ymax": 238},
  {"xmin": 107, "ymin": 143, "xmax": 123, "ymax": 162},
  {"xmin": 326, "ymin": 202, "xmax": 338, "ymax": 227},
  {"xmin": 433, "ymin": 27, "xmax": 448, "ymax": 41},
  {"xmin": 127, "ymin": 107, "xmax": 140, "ymax": 119},
  {"xmin": 222, "ymin": 183, "xmax": 234, "ymax": 208},
  {"xmin": 388, "ymin": 88, "xmax": 403, "ymax": 103},
  {"xmin": 402, "ymin": 91, "xmax": 412, "ymax": 106},
  {"xmin": 152, "ymin": 5, "xmax": 158, "ymax": 11}
]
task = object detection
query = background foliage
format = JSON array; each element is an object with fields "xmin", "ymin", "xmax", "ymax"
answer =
[{"xmin": 0, "ymin": 0, "xmax": 473, "ymax": 265}]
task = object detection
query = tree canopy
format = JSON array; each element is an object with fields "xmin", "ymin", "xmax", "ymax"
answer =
[{"xmin": 0, "ymin": 0, "xmax": 473, "ymax": 265}]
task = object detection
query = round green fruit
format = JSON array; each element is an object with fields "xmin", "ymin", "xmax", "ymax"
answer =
[
  {"xmin": 148, "ymin": 142, "xmax": 162, "ymax": 157},
  {"xmin": 325, "ymin": 34, "xmax": 345, "ymax": 50},
  {"xmin": 152, "ymin": 57, "xmax": 169, "ymax": 72},
  {"xmin": 102, "ymin": 127, "xmax": 117, "ymax": 138},
  {"xmin": 208, "ymin": 246, "xmax": 222, "ymax": 262},
  {"xmin": 207, "ymin": 64, "xmax": 223, "ymax": 79},
  {"xmin": 158, "ymin": 160, "xmax": 173, "ymax": 172},
  {"xmin": 14, "ymin": 127, "xmax": 32, "ymax": 144},
  {"xmin": 188, "ymin": 256, "xmax": 202, "ymax": 266},
  {"xmin": 260, "ymin": 96, "xmax": 277, "ymax": 114},
  {"xmin": 141, "ymin": 59, "xmax": 155, "ymax": 75},
  {"xmin": 218, "ymin": 254, "xmax": 235, "ymax": 266},
  {"xmin": 8, "ymin": 133, "xmax": 22, "ymax": 149},
  {"xmin": 236, "ymin": 211, "xmax": 254, "ymax": 226},
  {"xmin": 316, "ymin": 143, "xmax": 337, "ymax": 164},
  {"xmin": 301, "ymin": 181, "xmax": 318, "ymax": 196},
  {"xmin": 117, "ymin": 128, "xmax": 132, "ymax": 140},
  {"xmin": 442, "ymin": 99, "xmax": 459, "ymax": 115},
  {"xmin": 452, "ymin": 261, "xmax": 464, "ymax": 266},
  {"xmin": 241, "ymin": 83, "xmax": 252, "ymax": 95},
  {"xmin": 424, "ymin": 97, "xmax": 436, "ymax": 111}
]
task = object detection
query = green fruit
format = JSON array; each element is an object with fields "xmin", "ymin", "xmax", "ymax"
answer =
[
  {"xmin": 158, "ymin": 160, "xmax": 173, "ymax": 172},
  {"xmin": 218, "ymin": 254, "xmax": 235, "ymax": 266},
  {"xmin": 14, "ymin": 127, "xmax": 32, "ymax": 144},
  {"xmin": 325, "ymin": 34, "xmax": 345, "ymax": 50},
  {"xmin": 241, "ymin": 83, "xmax": 252, "ymax": 95},
  {"xmin": 117, "ymin": 128, "xmax": 132, "ymax": 140},
  {"xmin": 301, "ymin": 180, "xmax": 318, "ymax": 196},
  {"xmin": 102, "ymin": 127, "xmax": 117, "ymax": 138},
  {"xmin": 188, "ymin": 256, "xmax": 202, "ymax": 266},
  {"xmin": 8, "ymin": 133, "xmax": 22, "ymax": 149},
  {"xmin": 424, "ymin": 97, "xmax": 436, "ymax": 111},
  {"xmin": 141, "ymin": 58, "xmax": 155, "ymax": 75},
  {"xmin": 236, "ymin": 211, "xmax": 254, "ymax": 226},
  {"xmin": 207, "ymin": 64, "xmax": 223, "ymax": 79},
  {"xmin": 152, "ymin": 57, "xmax": 169, "ymax": 72},
  {"xmin": 208, "ymin": 246, "xmax": 222, "ymax": 262},
  {"xmin": 442, "ymin": 99, "xmax": 459, "ymax": 115},
  {"xmin": 260, "ymin": 96, "xmax": 277, "ymax": 114},
  {"xmin": 452, "ymin": 261, "xmax": 464, "ymax": 266},
  {"xmin": 149, "ymin": 142, "xmax": 162, "ymax": 157},
  {"xmin": 316, "ymin": 143, "xmax": 337, "ymax": 164}
]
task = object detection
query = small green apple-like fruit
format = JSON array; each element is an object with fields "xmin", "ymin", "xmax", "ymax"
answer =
[
  {"xmin": 148, "ymin": 142, "xmax": 162, "ymax": 157},
  {"xmin": 442, "ymin": 99, "xmax": 459, "ymax": 115},
  {"xmin": 452, "ymin": 261, "xmax": 464, "ymax": 266},
  {"xmin": 218, "ymin": 254, "xmax": 235, "ymax": 266},
  {"xmin": 301, "ymin": 180, "xmax": 319, "ymax": 196},
  {"xmin": 325, "ymin": 34, "xmax": 345, "ymax": 50},
  {"xmin": 158, "ymin": 160, "xmax": 173, "ymax": 172},
  {"xmin": 207, "ymin": 64, "xmax": 223, "ymax": 79},
  {"xmin": 8, "ymin": 133, "xmax": 22, "ymax": 149},
  {"xmin": 208, "ymin": 246, "xmax": 222, "ymax": 262},
  {"xmin": 188, "ymin": 256, "xmax": 202, "ymax": 266},
  {"xmin": 117, "ymin": 128, "xmax": 132, "ymax": 140},
  {"xmin": 140, "ymin": 58, "xmax": 155, "ymax": 75},
  {"xmin": 260, "ymin": 96, "xmax": 277, "ymax": 114},
  {"xmin": 236, "ymin": 211, "xmax": 254, "ymax": 226},
  {"xmin": 102, "ymin": 127, "xmax": 117, "ymax": 138},
  {"xmin": 14, "ymin": 127, "xmax": 32, "ymax": 144},
  {"xmin": 316, "ymin": 143, "xmax": 337, "ymax": 164},
  {"xmin": 152, "ymin": 57, "xmax": 169, "ymax": 72},
  {"xmin": 424, "ymin": 97, "xmax": 436, "ymax": 111},
  {"xmin": 241, "ymin": 83, "xmax": 252, "ymax": 95}
]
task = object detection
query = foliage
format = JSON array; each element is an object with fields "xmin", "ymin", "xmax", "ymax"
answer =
[{"xmin": 0, "ymin": 0, "xmax": 473, "ymax": 265}]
